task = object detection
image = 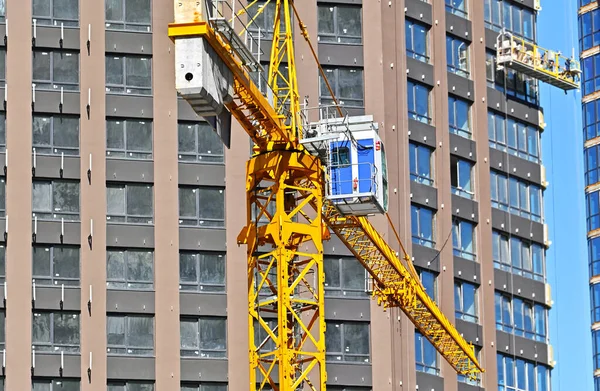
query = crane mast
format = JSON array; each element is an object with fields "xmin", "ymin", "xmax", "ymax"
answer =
[{"xmin": 168, "ymin": 0, "xmax": 484, "ymax": 389}]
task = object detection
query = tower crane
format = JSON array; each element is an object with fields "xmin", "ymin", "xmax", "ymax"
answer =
[{"xmin": 168, "ymin": 0, "xmax": 484, "ymax": 389}]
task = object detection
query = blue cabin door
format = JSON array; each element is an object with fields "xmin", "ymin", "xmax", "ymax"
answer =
[
  {"xmin": 356, "ymin": 139, "xmax": 375, "ymax": 194},
  {"xmin": 330, "ymin": 141, "xmax": 353, "ymax": 197}
]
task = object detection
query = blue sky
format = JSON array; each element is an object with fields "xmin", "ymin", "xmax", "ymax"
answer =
[{"xmin": 539, "ymin": 1, "xmax": 592, "ymax": 390}]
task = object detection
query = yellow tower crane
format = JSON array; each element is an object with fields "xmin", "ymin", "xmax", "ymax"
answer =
[{"xmin": 168, "ymin": 0, "xmax": 484, "ymax": 389}]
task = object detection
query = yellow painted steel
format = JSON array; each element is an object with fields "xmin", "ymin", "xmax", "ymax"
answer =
[{"xmin": 168, "ymin": 1, "xmax": 484, "ymax": 388}]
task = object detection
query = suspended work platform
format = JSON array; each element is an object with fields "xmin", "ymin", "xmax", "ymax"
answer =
[{"xmin": 496, "ymin": 31, "xmax": 580, "ymax": 91}]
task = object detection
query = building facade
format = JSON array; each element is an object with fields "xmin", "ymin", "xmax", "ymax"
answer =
[
  {"xmin": 0, "ymin": 0, "xmax": 553, "ymax": 390},
  {"xmin": 579, "ymin": 1, "xmax": 600, "ymax": 390}
]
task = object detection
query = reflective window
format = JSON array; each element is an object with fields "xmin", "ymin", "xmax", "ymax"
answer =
[
  {"xmin": 405, "ymin": 19, "xmax": 429, "ymax": 63},
  {"xmin": 0, "ymin": 246, "xmax": 4, "ymax": 284},
  {"xmin": 495, "ymin": 293, "xmax": 547, "ymax": 342},
  {"xmin": 497, "ymin": 354, "xmax": 550, "ymax": 391},
  {"xmin": 484, "ymin": 0, "xmax": 535, "ymax": 41},
  {"xmin": 0, "ymin": 178, "xmax": 5, "ymax": 218},
  {"xmin": 32, "ymin": 180, "xmax": 80, "ymax": 221},
  {"xmin": 582, "ymin": 53, "xmax": 600, "ymax": 96},
  {"xmin": 488, "ymin": 110, "xmax": 541, "ymax": 163},
  {"xmin": 446, "ymin": 35, "xmax": 469, "ymax": 78},
  {"xmin": 179, "ymin": 187, "xmax": 225, "ymax": 228},
  {"xmin": 486, "ymin": 51, "xmax": 539, "ymax": 105},
  {"xmin": 448, "ymin": 96, "xmax": 471, "ymax": 139},
  {"xmin": 107, "ymin": 314, "xmax": 154, "ymax": 356},
  {"xmin": 581, "ymin": 0, "xmax": 595, "ymax": 6},
  {"xmin": 106, "ymin": 55, "xmax": 152, "ymax": 95},
  {"xmin": 454, "ymin": 280, "xmax": 478, "ymax": 322},
  {"xmin": 0, "ymin": 113, "xmax": 5, "ymax": 152},
  {"xmin": 586, "ymin": 144, "xmax": 600, "ymax": 186},
  {"xmin": 246, "ymin": 0, "xmax": 288, "ymax": 40},
  {"xmin": 319, "ymin": 66, "xmax": 364, "ymax": 108},
  {"xmin": 446, "ymin": 0, "xmax": 467, "ymax": 17},
  {"xmin": 0, "ymin": 49, "xmax": 5, "ymax": 85},
  {"xmin": 450, "ymin": 156, "xmax": 473, "ymax": 199},
  {"xmin": 107, "ymin": 249, "xmax": 153, "ymax": 290},
  {"xmin": 106, "ymin": 0, "xmax": 151, "ymax": 32},
  {"xmin": 0, "ymin": 311, "xmax": 4, "ymax": 349},
  {"xmin": 180, "ymin": 317, "xmax": 227, "ymax": 358},
  {"xmin": 33, "ymin": 50, "xmax": 80, "ymax": 91},
  {"xmin": 32, "ymin": 380, "xmax": 80, "ymax": 391},
  {"xmin": 0, "ymin": 1, "xmax": 5, "ymax": 22},
  {"xmin": 590, "ymin": 237, "xmax": 600, "ymax": 277},
  {"xmin": 33, "ymin": 115, "xmax": 80, "ymax": 156},
  {"xmin": 592, "ymin": 283, "xmax": 600, "ymax": 323},
  {"xmin": 317, "ymin": 4, "xmax": 362, "ymax": 44},
  {"xmin": 458, "ymin": 348, "xmax": 482, "ymax": 386},
  {"xmin": 33, "ymin": 0, "xmax": 79, "ymax": 27},
  {"xmin": 415, "ymin": 331, "xmax": 438, "ymax": 375},
  {"xmin": 580, "ymin": 8, "xmax": 600, "ymax": 51},
  {"xmin": 588, "ymin": 191, "xmax": 600, "ymax": 232},
  {"xmin": 179, "ymin": 252, "xmax": 225, "ymax": 293},
  {"xmin": 107, "ymin": 183, "xmax": 153, "ymax": 224},
  {"xmin": 407, "ymin": 80, "xmax": 431, "ymax": 124},
  {"xmin": 32, "ymin": 311, "xmax": 80, "ymax": 352},
  {"xmin": 452, "ymin": 218, "xmax": 476, "ymax": 261},
  {"xmin": 491, "ymin": 170, "xmax": 542, "ymax": 223},
  {"xmin": 409, "ymin": 142, "xmax": 433, "ymax": 186},
  {"xmin": 594, "ymin": 329, "xmax": 600, "ymax": 371},
  {"xmin": 411, "ymin": 204, "xmax": 435, "ymax": 248},
  {"xmin": 324, "ymin": 256, "xmax": 367, "ymax": 297},
  {"xmin": 492, "ymin": 230, "xmax": 545, "ymax": 282},
  {"xmin": 417, "ymin": 268, "xmax": 436, "ymax": 302},
  {"xmin": 108, "ymin": 382, "xmax": 154, "ymax": 391},
  {"xmin": 33, "ymin": 246, "xmax": 80, "ymax": 286},
  {"xmin": 584, "ymin": 100, "xmax": 600, "ymax": 141},
  {"xmin": 325, "ymin": 321, "xmax": 370, "ymax": 363},
  {"xmin": 181, "ymin": 384, "xmax": 227, "ymax": 391},
  {"xmin": 106, "ymin": 118, "xmax": 152, "ymax": 160},
  {"xmin": 178, "ymin": 122, "xmax": 224, "ymax": 164}
]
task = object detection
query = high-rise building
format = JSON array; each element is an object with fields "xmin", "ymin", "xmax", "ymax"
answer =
[
  {"xmin": 579, "ymin": 1, "xmax": 600, "ymax": 390},
  {"xmin": 0, "ymin": 0, "xmax": 554, "ymax": 390}
]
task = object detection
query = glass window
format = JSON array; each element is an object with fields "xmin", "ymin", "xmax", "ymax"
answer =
[
  {"xmin": 0, "ymin": 310, "xmax": 3, "ymax": 350},
  {"xmin": 417, "ymin": 268, "xmax": 436, "ymax": 302},
  {"xmin": 415, "ymin": 331, "xmax": 438, "ymax": 375},
  {"xmin": 407, "ymin": 80, "xmax": 431, "ymax": 124},
  {"xmin": 319, "ymin": 66, "xmax": 364, "ymax": 108},
  {"xmin": 180, "ymin": 317, "xmax": 227, "ymax": 358},
  {"xmin": 492, "ymin": 230, "xmax": 545, "ymax": 282},
  {"xmin": 0, "ymin": 49, "xmax": 6, "ymax": 86},
  {"xmin": 33, "ymin": 115, "xmax": 80, "ymax": 156},
  {"xmin": 33, "ymin": 50, "xmax": 79, "ymax": 91},
  {"xmin": 179, "ymin": 252, "xmax": 225, "ymax": 293},
  {"xmin": 405, "ymin": 19, "xmax": 429, "ymax": 63},
  {"xmin": 409, "ymin": 142, "xmax": 433, "ymax": 186},
  {"xmin": 454, "ymin": 280, "xmax": 478, "ymax": 322},
  {"xmin": 33, "ymin": 246, "xmax": 80, "ymax": 286},
  {"xmin": 106, "ymin": 118, "xmax": 152, "ymax": 160},
  {"xmin": 582, "ymin": 53, "xmax": 600, "ymax": 96},
  {"xmin": 107, "ymin": 249, "xmax": 154, "ymax": 290},
  {"xmin": 411, "ymin": 204, "xmax": 435, "ymax": 248},
  {"xmin": 178, "ymin": 122, "xmax": 224, "ymax": 164},
  {"xmin": 496, "ymin": 292, "xmax": 547, "ymax": 342},
  {"xmin": 108, "ymin": 382, "xmax": 154, "ymax": 391},
  {"xmin": 584, "ymin": 100, "xmax": 600, "ymax": 141},
  {"xmin": 0, "ymin": 178, "xmax": 5, "ymax": 218},
  {"xmin": 492, "ymin": 170, "xmax": 543, "ymax": 223},
  {"xmin": 324, "ymin": 256, "xmax": 367, "ymax": 297},
  {"xmin": 580, "ymin": 8, "xmax": 600, "ymax": 52},
  {"xmin": 0, "ymin": 246, "xmax": 4, "ymax": 284},
  {"xmin": 488, "ymin": 110, "xmax": 541, "ymax": 163},
  {"xmin": 448, "ymin": 96, "xmax": 471, "ymax": 139},
  {"xmin": 32, "ymin": 180, "xmax": 80, "ymax": 221},
  {"xmin": 497, "ymin": 354, "xmax": 550, "ymax": 391},
  {"xmin": 452, "ymin": 219, "xmax": 476, "ymax": 261},
  {"xmin": 107, "ymin": 314, "xmax": 154, "ymax": 356},
  {"xmin": 590, "ymin": 237, "xmax": 600, "ymax": 278},
  {"xmin": 179, "ymin": 187, "xmax": 225, "ymax": 228},
  {"xmin": 106, "ymin": 0, "xmax": 151, "ymax": 32},
  {"xmin": 484, "ymin": 0, "xmax": 535, "ymax": 41},
  {"xmin": 446, "ymin": 0, "xmax": 467, "ymax": 17},
  {"xmin": 180, "ymin": 384, "xmax": 227, "ymax": 391},
  {"xmin": 32, "ymin": 380, "xmax": 80, "ymax": 391},
  {"xmin": 587, "ymin": 144, "xmax": 600, "ymax": 186},
  {"xmin": 107, "ymin": 183, "xmax": 153, "ymax": 224},
  {"xmin": 0, "ymin": 113, "xmax": 5, "ymax": 152},
  {"xmin": 450, "ymin": 156, "xmax": 474, "ymax": 199},
  {"xmin": 33, "ymin": 0, "xmax": 79, "ymax": 27},
  {"xmin": 0, "ymin": 1, "xmax": 5, "ymax": 22},
  {"xmin": 325, "ymin": 321, "xmax": 370, "ymax": 363},
  {"xmin": 32, "ymin": 311, "xmax": 80, "ymax": 352},
  {"xmin": 486, "ymin": 51, "xmax": 539, "ymax": 105},
  {"xmin": 446, "ymin": 35, "xmax": 469, "ymax": 78},
  {"xmin": 246, "ymin": 0, "xmax": 288, "ymax": 40},
  {"xmin": 317, "ymin": 4, "xmax": 362, "ymax": 44},
  {"xmin": 106, "ymin": 55, "xmax": 152, "ymax": 95}
]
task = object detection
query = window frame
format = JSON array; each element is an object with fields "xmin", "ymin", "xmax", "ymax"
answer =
[
  {"xmin": 446, "ymin": 0, "xmax": 467, "ymax": 18},
  {"xmin": 32, "ymin": 245, "xmax": 80, "ymax": 286},
  {"xmin": 488, "ymin": 110, "xmax": 541, "ymax": 163},
  {"xmin": 448, "ymin": 96, "xmax": 472, "ymax": 139},
  {"xmin": 324, "ymin": 256, "xmax": 368, "ymax": 298},
  {"xmin": 32, "ymin": 114, "xmax": 80, "ymax": 156},
  {"xmin": 32, "ymin": 50, "xmax": 80, "ymax": 91},
  {"xmin": 325, "ymin": 321, "xmax": 370, "ymax": 363},
  {"xmin": 450, "ymin": 156, "xmax": 474, "ymax": 199},
  {"xmin": 405, "ymin": 18, "xmax": 429, "ymax": 63},
  {"xmin": 107, "ymin": 314, "xmax": 155, "ymax": 356},
  {"xmin": 454, "ymin": 280, "xmax": 478, "ymax": 323},
  {"xmin": 106, "ymin": 249, "xmax": 154, "ymax": 291},
  {"xmin": 180, "ymin": 316, "xmax": 227, "ymax": 358},
  {"xmin": 107, "ymin": 381, "xmax": 155, "ymax": 391},
  {"xmin": 106, "ymin": 183, "xmax": 154, "ymax": 224},
  {"xmin": 407, "ymin": 80, "xmax": 432, "ymax": 124},
  {"xmin": 105, "ymin": 0, "xmax": 152, "ymax": 33},
  {"xmin": 492, "ymin": 230, "xmax": 545, "ymax": 282},
  {"xmin": 317, "ymin": 4, "xmax": 362, "ymax": 45},
  {"xmin": 446, "ymin": 34, "xmax": 470, "ymax": 78},
  {"xmin": 178, "ymin": 186, "xmax": 225, "ymax": 228},
  {"xmin": 180, "ymin": 384, "xmax": 228, "ymax": 391},
  {"xmin": 105, "ymin": 54, "xmax": 152, "ymax": 96},
  {"xmin": 409, "ymin": 142, "xmax": 434, "ymax": 186},
  {"xmin": 484, "ymin": 0, "xmax": 536, "ymax": 42},
  {"xmin": 32, "ymin": 179, "xmax": 81, "ymax": 221},
  {"xmin": 32, "ymin": 379, "xmax": 81, "ymax": 391},
  {"xmin": 411, "ymin": 204, "xmax": 435, "ymax": 248},
  {"xmin": 178, "ymin": 121, "xmax": 225, "ymax": 164},
  {"xmin": 106, "ymin": 118, "xmax": 153, "ymax": 160},
  {"xmin": 452, "ymin": 218, "xmax": 476, "ymax": 261},
  {"xmin": 32, "ymin": 0, "xmax": 80, "ymax": 27},
  {"xmin": 319, "ymin": 66, "xmax": 365, "ymax": 108},
  {"xmin": 415, "ymin": 330, "xmax": 439, "ymax": 375},
  {"xmin": 32, "ymin": 311, "xmax": 81, "ymax": 353},
  {"xmin": 179, "ymin": 252, "xmax": 226, "ymax": 293}
]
